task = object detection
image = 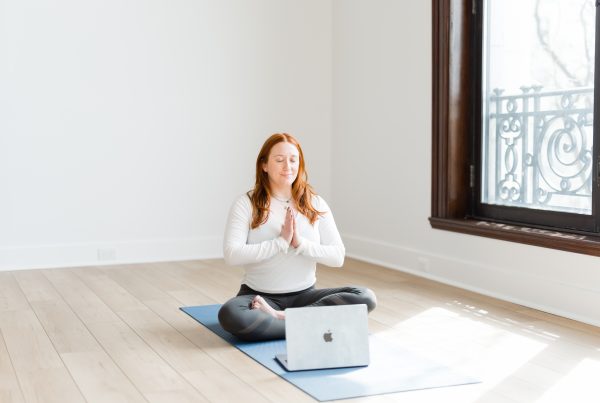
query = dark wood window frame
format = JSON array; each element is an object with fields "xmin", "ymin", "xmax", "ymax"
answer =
[{"xmin": 429, "ymin": 0, "xmax": 600, "ymax": 257}]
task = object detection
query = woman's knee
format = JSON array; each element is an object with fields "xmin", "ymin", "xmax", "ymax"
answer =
[
  {"xmin": 217, "ymin": 297, "xmax": 284, "ymax": 341},
  {"xmin": 352, "ymin": 286, "xmax": 377, "ymax": 312},
  {"xmin": 218, "ymin": 297, "xmax": 251, "ymax": 333}
]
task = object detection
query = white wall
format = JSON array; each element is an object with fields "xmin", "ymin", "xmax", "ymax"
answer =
[
  {"xmin": 332, "ymin": 0, "xmax": 600, "ymax": 327},
  {"xmin": 3, "ymin": 0, "xmax": 599, "ymax": 328},
  {"xmin": 0, "ymin": 0, "xmax": 332, "ymax": 270}
]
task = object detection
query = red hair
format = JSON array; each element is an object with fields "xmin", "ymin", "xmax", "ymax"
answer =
[{"xmin": 248, "ymin": 133, "xmax": 323, "ymax": 229}]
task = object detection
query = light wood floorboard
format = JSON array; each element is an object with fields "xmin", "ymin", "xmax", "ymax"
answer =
[{"xmin": 0, "ymin": 258, "xmax": 599, "ymax": 402}]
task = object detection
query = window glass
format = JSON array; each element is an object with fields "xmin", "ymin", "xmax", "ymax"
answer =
[{"xmin": 481, "ymin": 0, "xmax": 595, "ymax": 215}]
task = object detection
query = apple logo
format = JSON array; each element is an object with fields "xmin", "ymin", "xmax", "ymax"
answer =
[{"xmin": 323, "ymin": 330, "xmax": 333, "ymax": 342}]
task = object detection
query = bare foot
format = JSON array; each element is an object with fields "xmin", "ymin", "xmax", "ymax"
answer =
[{"xmin": 251, "ymin": 295, "xmax": 285, "ymax": 320}]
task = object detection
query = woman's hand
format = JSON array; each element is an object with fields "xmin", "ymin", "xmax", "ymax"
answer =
[
  {"xmin": 291, "ymin": 210, "xmax": 301, "ymax": 248},
  {"xmin": 280, "ymin": 207, "xmax": 294, "ymax": 244}
]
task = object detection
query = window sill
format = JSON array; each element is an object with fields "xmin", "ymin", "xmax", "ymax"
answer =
[{"xmin": 429, "ymin": 217, "xmax": 600, "ymax": 257}]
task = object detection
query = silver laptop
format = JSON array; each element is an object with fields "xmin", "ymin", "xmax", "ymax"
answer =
[{"xmin": 275, "ymin": 304, "xmax": 370, "ymax": 371}]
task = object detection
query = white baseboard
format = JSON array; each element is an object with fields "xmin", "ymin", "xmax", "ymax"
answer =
[
  {"xmin": 342, "ymin": 233, "xmax": 600, "ymax": 328},
  {"xmin": 0, "ymin": 237, "xmax": 222, "ymax": 271}
]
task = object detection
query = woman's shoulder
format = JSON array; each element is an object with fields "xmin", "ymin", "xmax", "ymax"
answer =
[
  {"xmin": 310, "ymin": 194, "xmax": 331, "ymax": 211},
  {"xmin": 230, "ymin": 192, "xmax": 253, "ymax": 210}
]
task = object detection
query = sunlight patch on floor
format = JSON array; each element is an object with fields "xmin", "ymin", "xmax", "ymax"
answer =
[
  {"xmin": 536, "ymin": 358, "xmax": 600, "ymax": 403},
  {"xmin": 375, "ymin": 306, "xmax": 549, "ymax": 401}
]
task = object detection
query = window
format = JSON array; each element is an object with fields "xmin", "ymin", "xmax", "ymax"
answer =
[{"xmin": 430, "ymin": 0, "xmax": 600, "ymax": 256}]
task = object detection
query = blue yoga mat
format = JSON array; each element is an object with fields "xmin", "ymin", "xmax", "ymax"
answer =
[{"xmin": 180, "ymin": 304, "xmax": 479, "ymax": 401}]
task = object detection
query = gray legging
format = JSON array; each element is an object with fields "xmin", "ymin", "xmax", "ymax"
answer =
[{"xmin": 217, "ymin": 284, "xmax": 377, "ymax": 341}]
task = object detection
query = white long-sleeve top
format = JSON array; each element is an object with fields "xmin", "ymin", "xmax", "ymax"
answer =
[{"xmin": 223, "ymin": 193, "xmax": 345, "ymax": 293}]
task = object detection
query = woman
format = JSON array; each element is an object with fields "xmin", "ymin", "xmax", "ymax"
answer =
[{"xmin": 218, "ymin": 133, "xmax": 376, "ymax": 341}]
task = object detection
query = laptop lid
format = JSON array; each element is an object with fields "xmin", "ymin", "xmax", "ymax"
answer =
[{"xmin": 278, "ymin": 304, "xmax": 369, "ymax": 371}]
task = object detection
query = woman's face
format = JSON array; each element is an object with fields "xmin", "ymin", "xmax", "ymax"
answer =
[{"xmin": 263, "ymin": 141, "xmax": 300, "ymax": 190}]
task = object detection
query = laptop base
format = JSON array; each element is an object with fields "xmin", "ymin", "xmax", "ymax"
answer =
[{"xmin": 275, "ymin": 353, "xmax": 369, "ymax": 372}]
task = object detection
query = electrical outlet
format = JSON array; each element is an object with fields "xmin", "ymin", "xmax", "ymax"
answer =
[
  {"xmin": 417, "ymin": 257, "xmax": 430, "ymax": 273},
  {"xmin": 97, "ymin": 248, "xmax": 116, "ymax": 261}
]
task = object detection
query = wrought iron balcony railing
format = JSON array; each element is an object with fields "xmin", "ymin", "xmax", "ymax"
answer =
[{"xmin": 484, "ymin": 86, "xmax": 594, "ymax": 214}]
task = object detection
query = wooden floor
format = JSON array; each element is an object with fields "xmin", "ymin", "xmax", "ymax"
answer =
[{"xmin": 1, "ymin": 258, "xmax": 599, "ymax": 403}]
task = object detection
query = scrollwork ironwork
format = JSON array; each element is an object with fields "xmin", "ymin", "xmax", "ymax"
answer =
[{"xmin": 487, "ymin": 86, "xmax": 593, "ymax": 213}]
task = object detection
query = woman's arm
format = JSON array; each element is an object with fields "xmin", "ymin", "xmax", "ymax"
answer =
[
  {"xmin": 223, "ymin": 195, "xmax": 289, "ymax": 266},
  {"xmin": 293, "ymin": 196, "xmax": 345, "ymax": 267}
]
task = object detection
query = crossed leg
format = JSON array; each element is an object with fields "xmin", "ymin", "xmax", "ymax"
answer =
[
  {"xmin": 217, "ymin": 286, "xmax": 377, "ymax": 341},
  {"xmin": 291, "ymin": 286, "xmax": 377, "ymax": 311},
  {"xmin": 217, "ymin": 294, "xmax": 286, "ymax": 341}
]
